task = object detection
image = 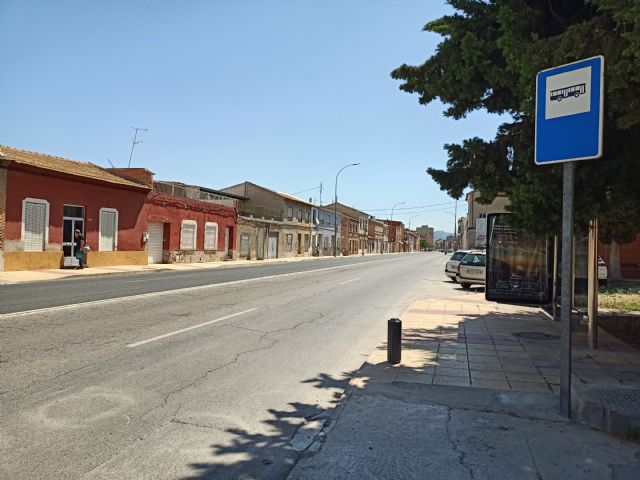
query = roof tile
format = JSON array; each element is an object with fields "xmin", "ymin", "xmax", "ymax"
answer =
[{"xmin": 0, "ymin": 145, "xmax": 149, "ymax": 189}]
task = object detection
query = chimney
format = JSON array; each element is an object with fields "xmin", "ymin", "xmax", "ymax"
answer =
[{"xmin": 108, "ymin": 168, "xmax": 154, "ymax": 187}]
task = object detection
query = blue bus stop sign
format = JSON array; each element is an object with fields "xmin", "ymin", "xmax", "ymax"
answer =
[{"xmin": 535, "ymin": 56, "xmax": 604, "ymax": 164}]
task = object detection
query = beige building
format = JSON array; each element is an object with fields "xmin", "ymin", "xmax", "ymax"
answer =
[
  {"xmin": 325, "ymin": 203, "xmax": 369, "ymax": 255},
  {"xmin": 220, "ymin": 182, "xmax": 313, "ymax": 259},
  {"xmin": 416, "ymin": 225, "xmax": 434, "ymax": 248},
  {"xmin": 368, "ymin": 217, "xmax": 389, "ymax": 253},
  {"xmin": 462, "ymin": 191, "xmax": 510, "ymax": 249}
]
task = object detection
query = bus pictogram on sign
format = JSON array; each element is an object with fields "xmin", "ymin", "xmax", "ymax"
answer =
[{"xmin": 550, "ymin": 83, "xmax": 586, "ymax": 102}]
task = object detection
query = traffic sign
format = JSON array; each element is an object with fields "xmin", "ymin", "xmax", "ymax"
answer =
[{"xmin": 535, "ymin": 56, "xmax": 604, "ymax": 164}]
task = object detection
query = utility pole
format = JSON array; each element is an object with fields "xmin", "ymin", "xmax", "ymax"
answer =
[
  {"xmin": 128, "ymin": 127, "xmax": 148, "ymax": 168},
  {"xmin": 454, "ymin": 199, "xmax": 458, "ymax": 250}
]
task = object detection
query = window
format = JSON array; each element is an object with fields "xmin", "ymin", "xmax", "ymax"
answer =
[
  {"xmin": 297, "ymin": 209, "xmax": 303, "ymax": 221},
  {"xmin": 287, "ymin": 207, "xmax": 293, "ymax": 220},
  {"xmin": 63, "ymin": 205, "xmax": 84, "ymax": 218},
  {"xmin": 286, "ymin": 234, "xmax": 293, "ymax": 252},
  {"xmin": 305, "ymin": 211, "xmax": 310, "ymax": 222},
  {"xmin": 180, "ymin": 220, "xmax": 197, "ymax": 250},
  {"xmin": 479, "ymin": 213, "xmax": 487, "ymax": 218},
  {"xmin": 99, "ymin": 208, "xmax": 118, "ymax": 251},
  {"xmin": 204, "ymin": 222, "xmax": 218, "ymax": 250},
  {"xmin": 22, "ymin": 198, "xmax": 50, "ymax": 251}
]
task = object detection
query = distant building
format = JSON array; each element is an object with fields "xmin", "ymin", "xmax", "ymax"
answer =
[
  {"xmin": 416, "ymin": 225, "xmax": 434, "ymax": 248},
  {"xmin": 220, "ymin": 181, "xmax": 313, "ymax": 260},
  {"xmin": 462, "ymin": 191, "xmax": 510, "ymax": 249}
]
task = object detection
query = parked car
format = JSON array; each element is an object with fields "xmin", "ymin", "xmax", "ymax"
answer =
[
  {"xmin": 456, "ymin": 251, "xmax": 486, "ymax": 289},
  {"xmin": 598, "ymin": 256, "xmax": 608, "ymax": 286},
  {"xmin": 445, "ymin": 249, "xmax": 474, "ymax": 282}
]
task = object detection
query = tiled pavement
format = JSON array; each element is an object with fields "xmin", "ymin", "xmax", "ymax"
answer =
[{"xmin": 360, "ymin": 292, "xmax": 640, "ymax": 398}]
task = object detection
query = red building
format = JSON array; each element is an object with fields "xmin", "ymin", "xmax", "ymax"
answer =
[
  {"xmin": 0, "ymin": 145, "xmax": 239, "ymax": 271},
  {"xmin": 384, "ymin": 220, "xmax": 404, "ymax": 253},
  {"xmin": 145, "ymin": 189, "xmax": 237, "ymax": 264},
  {"xmin": 0, "ymin": 145, "xmax": 150, "ymax": 271}
]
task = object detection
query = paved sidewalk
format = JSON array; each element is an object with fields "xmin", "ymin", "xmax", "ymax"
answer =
[
  {"xmin": 0, "ymin": 255, "xmax": 329, "ymax": 284},
  {"xmin": 288, "ymin": 292, "xmax": 640, "ymax": 480}
]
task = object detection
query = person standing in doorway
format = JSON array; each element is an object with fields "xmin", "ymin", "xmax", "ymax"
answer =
[{"xmin": 74, "ymin": 229, "xmax": 85, "ymax": 269}]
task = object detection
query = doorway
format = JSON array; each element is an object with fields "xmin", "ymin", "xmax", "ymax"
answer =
[
  {"xmin": 62, "ymin": 205, "xmax": 85, "ymax": 267},
  {"xmin": 267, "ymin": 232, "xmax": 278, "ymax": 259}
]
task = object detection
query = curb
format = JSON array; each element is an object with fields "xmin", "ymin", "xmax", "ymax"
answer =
[{"xmin": 571, "ymin": 376, "xmax": 640, "ymax": 438}]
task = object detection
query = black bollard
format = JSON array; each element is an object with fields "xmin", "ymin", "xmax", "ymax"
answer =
[{"xmin": 387, "ymin": 318, "xmax": 402, "ymax": 364}]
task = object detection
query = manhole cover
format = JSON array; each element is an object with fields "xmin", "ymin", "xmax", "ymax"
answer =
[{"xmin": 513, "ymin": 332, "xmax": 560, "ymax": 341}]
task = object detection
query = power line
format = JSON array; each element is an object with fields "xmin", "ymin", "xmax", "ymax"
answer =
[
  {"xmin": 363, "ymin": 201, "xmax": 459, "ymax": 214},
  {"xmin": 291, "ymin": 184, "xmax": 322, "ymax": 196}
]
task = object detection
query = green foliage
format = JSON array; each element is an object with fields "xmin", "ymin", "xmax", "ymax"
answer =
[{"xmin": 392, "ymin": 0, "xmax": 640, "ymax": 242}]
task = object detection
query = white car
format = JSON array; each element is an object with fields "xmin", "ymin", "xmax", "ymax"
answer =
[
  {"xmin": 456, "ymin": 251, "xmax": 486, "ymax": 289},
  {"xmin": 445, "ymin": 249, "xmax": 474, "ymax": 282}
]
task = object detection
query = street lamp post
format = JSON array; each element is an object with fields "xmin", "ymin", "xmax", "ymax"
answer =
[
  {"xmin": 334, "ymin": 163, "xmax": 360, "ymax": 257},
  {"xmin": 443, "ymin": 210, "xmax": 457, "ymax": 251},
  {"xmin": 390, "ymin": 201, "xmax": 406, "ymax": 221},
  {"xmin": 389, "ymin": 202, "xmax": 405, "ymax": 253},
  {"xmin": 407, "ymin": 215, "xmax": 419, "ymax": 252}
]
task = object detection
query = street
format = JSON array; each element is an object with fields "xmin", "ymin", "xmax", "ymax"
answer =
[{"xmin": 0, "ymin": 252, "xmax": 456, "ymax": 479}]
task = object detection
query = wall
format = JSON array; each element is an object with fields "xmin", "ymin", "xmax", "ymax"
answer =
[
  {"xmin": 146, "ymin": 192, "xmax": 237, "ymax": 263},
  {"xmin": 599, "ymin": 235, "xmax": 640, "ymax": 279},
  {"xmin": 3, "ymin": 167, "xmax": 149, "ymax": 270},
  {"xmin": 0, "ymin": 165, "xmax": 6, "ymax": 270}
]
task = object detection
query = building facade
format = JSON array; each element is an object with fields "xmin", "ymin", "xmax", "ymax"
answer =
[
  {"xmin": 312, "ymin": 206, "xmax": 341, "ymax": 256},
  {"xmin": 325, "ymin": 203, "xmax": 369, "ymax": 255},
  {"xmin": 220, "ymin": 182, "xmax": 313, "ymax": 260},
  {"xmin": 0, "ymin": 146, "xmax": 150, "ymax": 271},
  {"xmin": 385, "ymin": 220, "xmax": 404, "ymax": 253},
  {"xmin": 416, "ymin": 225, "xmax": 435, "ymax": 249},
  {"xmin": 368, "ymin": 217, "xmax": 389, "ymax": 253},
  {"xmin": 462, "ymin": 191, "xmax": 510, "ymax": 249}
]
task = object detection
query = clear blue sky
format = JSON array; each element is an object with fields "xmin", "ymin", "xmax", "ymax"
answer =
[{"xmin": 1, "ymin": 0, "xmax": 505, "ymax": 233}]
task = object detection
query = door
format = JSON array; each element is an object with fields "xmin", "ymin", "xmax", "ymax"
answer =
[
  {"xmin": 224, "ymin": 227, "xmax": 231, "ymax": 257},
  {"xmin": 62, "ymin": 205, "xmax": 85, "ymax": 267},
  {"xmin": 147, "ymin": 222, "xmax": 164, "ymax": 264},
  {"xmin": 267, "ymin": 233, "xmax": 278, "ymax": 259},
  {"xmin": 256, "ymin": 228, "xmax": 265, "ymax": 260},
  {"xmin": 62, "ymin": 219, "xmax": 84, "ymax": 267}
]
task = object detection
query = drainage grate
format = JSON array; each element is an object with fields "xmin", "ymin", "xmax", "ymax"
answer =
[{"xmin": 513, "ymin": 332, "xmax": 560, "ymax": 341}]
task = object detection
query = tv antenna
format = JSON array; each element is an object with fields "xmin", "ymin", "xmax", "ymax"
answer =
[{"xmin": 128, "ymin": 127, "xmax": 148, "ymax": 167}]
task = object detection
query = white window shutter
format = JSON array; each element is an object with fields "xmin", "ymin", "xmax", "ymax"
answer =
[
  {"xmin": 24, "ymin": 201, "xmax": 46, "ymax": 251},
  {"xmin": 204, "ymin": 223, "xmax": 218, "ymax": 250},
  {"xmin": 99, "ymin": 210, "xmax": 117, "ymax": 251},
  {"xmin": 181, "ymin": 222, "xmax": 196, "ymax": 250}
]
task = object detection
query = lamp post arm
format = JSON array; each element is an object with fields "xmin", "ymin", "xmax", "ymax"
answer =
[{"xmin": 333, "ymin": 163, "xmax": 359, "ymax": 257}]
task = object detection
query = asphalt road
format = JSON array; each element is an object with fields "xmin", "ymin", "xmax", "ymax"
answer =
[
  {"xmin": 1, "ymin": 255, "xmax": 394, "ymax": 315},
  {"xmin": 0, "ymin": 252, "xmax": 460, "ymax": 479}
]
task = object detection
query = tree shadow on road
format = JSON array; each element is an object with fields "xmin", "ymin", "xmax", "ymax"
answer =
[{"xmin": 182, "ymin": 371, "xmax": 363, "ymax": 480}]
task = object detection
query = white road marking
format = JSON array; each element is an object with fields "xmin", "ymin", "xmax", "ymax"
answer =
[
  {"xmin": 127, "ymin": 308, "xmax": 257, "ymax": 347},
  {"xmin": 338, "ymin": 277, "xmax": 361, "ymax": 286},
  {"xmin": 124, "ymin": 274, "xmax": 195, "ymax": 283},
  {"xmin": 0, "ymin": 259, "xmax": 388, "ymax": 319}
]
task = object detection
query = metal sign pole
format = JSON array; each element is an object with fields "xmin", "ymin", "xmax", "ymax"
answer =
[
  {"xmin": 552, "ymin": 235, "xmax": 559, "ymax": 320},
  {"xmin": 588, "ymin": 218, "xmax": 599, "ymax": 349},
  {"xmin": 560, "ymin": 161, "xmax": 575, "ymax": 417}
]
